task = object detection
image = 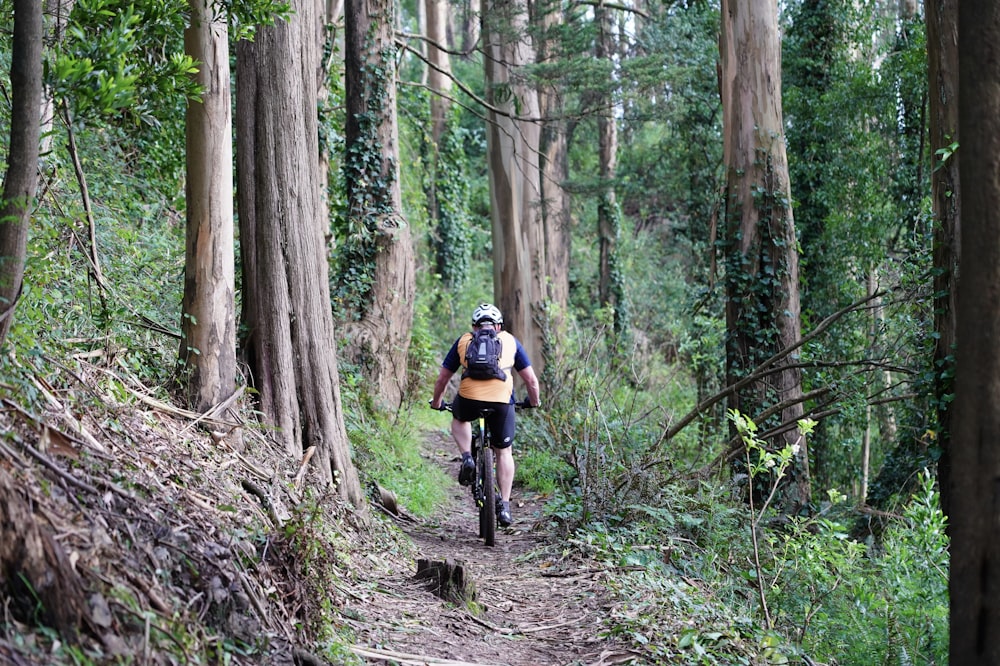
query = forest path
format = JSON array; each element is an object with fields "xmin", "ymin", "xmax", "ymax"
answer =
[{"xmin": 349, "ymin": 430, "xmax": 639, "ymax": 666}]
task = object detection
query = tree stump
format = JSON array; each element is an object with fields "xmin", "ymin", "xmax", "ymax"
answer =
[{"xmin": 415, "ymin": 558, "xmax": 476, "ymax": 605}]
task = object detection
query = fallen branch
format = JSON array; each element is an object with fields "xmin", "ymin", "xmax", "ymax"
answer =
[
  {"xmin": 293, "ymin": 446, "xmax": 316, "ymax": 490},
  {"xmin": 350, "ymin": 645, "xmax": 501, "ymax": 666}
]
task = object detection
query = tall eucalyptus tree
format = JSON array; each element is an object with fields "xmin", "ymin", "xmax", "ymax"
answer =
[
  {"xmin": 424, "ymin": 0, "xmax": 451, "ymax": 250},
  {"xmin": 341, "ymin": 0, "xmax": 415, "ymax": 410},
  {"xmin": 925, "ymin": 0, "xmax": 960, "ymax": 517},
  {"xmin": 594, "ymin": 1, "xmax": 625, "ymax": 333},
  {"xmin": 719, "ymin": 0, "xmax": 808, "ymax": 509},
  {"xmin": 422, "ymin": 7, "xmax": 473, "ymax": 292},
  {"xmin": 536, "ymin": 0, "xmax": 571, "ymax": 336},
  {"xmin": 179, "ymin": 0, "xmax": 236, "ymax": 413},
  {"xmin": 949, "ymin": 0, "xmax": 1000, "ymax": 657},
  {"xmin": 235, "ymin": 0, "xmax": 364, "ymax": 506},
  {"xmin": 483, "ymin": 0, "xmax": 546, "ymax": 372},
  {"xmin": 425, "ymin": 0, "xmax": 451, "ymax": 149}
]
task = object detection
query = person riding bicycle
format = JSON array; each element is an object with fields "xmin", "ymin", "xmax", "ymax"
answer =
[{"xmin": 430, "ymin": 302, "xmax": 541, "ymax": 527}]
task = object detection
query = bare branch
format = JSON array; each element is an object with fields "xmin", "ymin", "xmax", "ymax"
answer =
[
  {"xmin": 575, "ymin": 0, "xmax": 649, "ymax": 18},
  {"xmin": 656, "ymin": 292, "xmax": 886, "ymax": 446},
  {"xmin": 396, "ymin": 30, "xmax": 479, "ymax": 59}
]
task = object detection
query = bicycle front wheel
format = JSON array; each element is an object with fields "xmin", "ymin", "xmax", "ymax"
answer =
[{"xmin": 479, "ymin": 447, "xmax": 496, "ymax": 547}]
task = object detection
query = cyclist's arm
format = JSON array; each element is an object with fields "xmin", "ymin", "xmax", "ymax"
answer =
[
  {"xmin": 517, "ymin": 365, "xmax": 541, "ymax": 408},
  {"xmin": 431, "ymin": 366, "xmax": 456, "ymax": 409},
  {"xmin": 431, "ymin": 341, "xmax": 462, "ymax": 409},
  {"xmin": 511, "ymin": 340, "xmax": 540, "ymax": 407}
]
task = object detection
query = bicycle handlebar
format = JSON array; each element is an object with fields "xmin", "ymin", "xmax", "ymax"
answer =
[{"xmin": 430, "ymin": 398, "xmax": 538, "ymax": 411}]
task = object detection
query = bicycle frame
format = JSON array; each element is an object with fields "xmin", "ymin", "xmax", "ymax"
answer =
[{"xmin": 471, "ymin": 411, "xmax": 498, "ymax": 546}]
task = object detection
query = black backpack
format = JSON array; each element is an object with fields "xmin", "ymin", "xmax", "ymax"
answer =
[{"xmin": 463, "ymin": 329, "xmax": 507, "ymax": 381}]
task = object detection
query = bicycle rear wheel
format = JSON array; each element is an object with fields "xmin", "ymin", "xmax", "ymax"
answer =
[{"xmin": 479, "ymin": 447, "xmax": 496, "ymax": 547}]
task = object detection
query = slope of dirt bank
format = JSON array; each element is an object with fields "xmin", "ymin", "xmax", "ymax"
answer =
[{"xmin": 350, "ymin": 431, "xmax": 640, "ymax": 666}]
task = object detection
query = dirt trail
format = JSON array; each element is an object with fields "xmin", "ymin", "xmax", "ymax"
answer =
[{"xmin": 350, "ymin": 431, "xmax": 638, "ymax": 666}]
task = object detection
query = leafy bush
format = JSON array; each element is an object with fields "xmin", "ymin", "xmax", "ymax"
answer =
[
  {"xmin": 515, "ymin": 446, "xmax": 576, "ymax": 496},
  {"xmin": 809, "ymin": 469, "xmax": 948, "ymax": 664}
]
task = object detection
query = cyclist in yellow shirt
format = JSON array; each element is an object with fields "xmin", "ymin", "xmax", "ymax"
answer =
[{"xmin": 430, "ymin": 303, "xmax": 541, "ymax": 526}]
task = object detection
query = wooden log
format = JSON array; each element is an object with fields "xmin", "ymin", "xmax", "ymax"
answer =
[{"xmin": 415, "ymin": 558, "xmax": 476, "ymax": 604}]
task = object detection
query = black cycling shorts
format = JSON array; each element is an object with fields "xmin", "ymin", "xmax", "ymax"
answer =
[{"xmin": 452, "ymin": 395, "xmax": 515, "ymax": 449}]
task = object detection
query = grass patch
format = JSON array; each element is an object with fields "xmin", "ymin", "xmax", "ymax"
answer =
[
  {"xmin": 516, "ymin": 446, "xmax": 575, "ymax": 496},
  {"xmin": 346, "ymin": 398, "xmax": 451, "ymax": 517}
]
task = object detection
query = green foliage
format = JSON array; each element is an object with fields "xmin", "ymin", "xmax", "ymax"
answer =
[
  {"xmin": 9, "ymin": 122, "xmax": 185, "ymax": 391},
  {"xmin": 564, "ymin": 483, "xmax": 796, "ymax": 665},
  {"xmin": 341, "ymin": 372, "xmax": 449, "ymax": 516},
  {"xmin": 227, "ymin": 0, "xmax": 293, "ymax": 42},
  {"xmin": 332, "ymin": 33, "xmax": 400, "ymax": 321},
  {"xmin": 564, "ymin": 439, "xmax": 948, "ymax": 665},
  {"xmin": 39, "ymin": 0, "xmax": 233, "ymax": 193},
  {"xmin": 515, "ymin": 446, "xmax": 575, "ymax": 496},
  {"xmin": 732, "ymin": 410, "xmax": 842, "ymax": 631},
  {"xmin": 875, "ymin": 470, "xmax": 948, "ymax": 662},
  {"xmin": 533, "ymin": 308, "xmax": 702, "ymax": 527},
  {"xmin": 50, "ymin": 0, "xmax": 199, "ymax": 120},
  {"xmin": 782, "ymin": 0, "xmax": 937, "ymax": 500},
  {"xmin": 613, "ymin": 1, "xmax": 723, "ymax": 271},
  {"xmin": 432, "ymin": 106, "xmax": 476, "ymax": 291},
  {"xmin": 787, "ymin": 471, "xmax": 948, "ymax": 664}
]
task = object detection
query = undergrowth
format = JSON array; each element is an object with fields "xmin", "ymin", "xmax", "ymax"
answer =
[
  {"xmin": 518, "ymin": 321, "xmax": 949, "ymax": 665},
  {"xmin": 342, "ymin": 371, "xmax": 450, "ymax": 517}
]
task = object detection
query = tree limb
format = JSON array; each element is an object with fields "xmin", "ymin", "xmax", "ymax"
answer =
[{"xmin": 657, "ymin": 291, "xmax": 886, "ymax": 446}]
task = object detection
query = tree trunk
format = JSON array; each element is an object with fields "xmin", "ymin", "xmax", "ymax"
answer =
[
  {"xmin": 892, "ymin": 0, "xmax": 926, "ymax": 239},
  {"xmin": 39, "ymin": 0, "xmax": 75, "ymax": 160},
  {"xmin": 719, "ymin": 0, "xmax": 808, "ymax": 510},
  {"xmin": 425, "ymin": 0, "xmax": 468, "ymax": 291},
  {"xmin": 426, "ymin": 0, "xmax": 451, "ymax": 146},
  {"xmin": 594, "ymin": 3, "xmax": 625, "ymax": 333},
  {"xmin": 342, "ymin": 0, "xmax": 416, "ymax": 411},
  {"xmin": 950, "ymin": 0, "xmax": 1000, "ymax": 660},
  {"xmin": 235, "ymin": 0, "xmax": 364, "ymax": 507},
  {"xmin": 925, "ymin": 0, "xmax": 960, "ymax": 519},
  {"xmin": 425, "ymin": 0, "xmax": 450, "ymax": 226},
  {"xmin": 180, "ymin": 0, "xmax": 237, "ymax": 413},
  {"xmin": 536, "ymin": 0, "xmax": 570, "ymax": 343},
  {"xmin": 483, "ymin": 0, "xmax": 546, "ymax": 374},
  {"xmin": 0, "ymin": 0, "xmax": 43, "ymax": 347},
  {"xmin": 460, "ymin": 0, "xmax": 480, "ymax": 55},
  {"xmin": 415, "ymin": 558, "xmax": 476, "ymax": 605}
]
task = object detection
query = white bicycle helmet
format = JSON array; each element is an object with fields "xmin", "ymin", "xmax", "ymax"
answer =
[{"xmin": 471, "ymin": 302, "xmax": 503, "ymax": 326}]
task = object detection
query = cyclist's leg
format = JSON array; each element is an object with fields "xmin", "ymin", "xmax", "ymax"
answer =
[
  {"xmin": 450, "ymin": 395, "xmax": 476, "ymax": 455},
  {"xmin": 495, "ymin": 448, "xmax": 514, "ymax": 501},
  {"xmin": 450, "ymin": 418, "xmax": 472, "ymax": 455},
  {"xmin": 489, "ymin": 404, "xmax": 516, "ymax": 502}
]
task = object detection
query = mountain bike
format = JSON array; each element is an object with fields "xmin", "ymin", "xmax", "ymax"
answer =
[
  {"xmin": 470, "ymin": 405, "xmax": 499, "ymax": 546},
  {"xmin": 434, "ymin": 400, "xmax": 533, "ymax": 547}
]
